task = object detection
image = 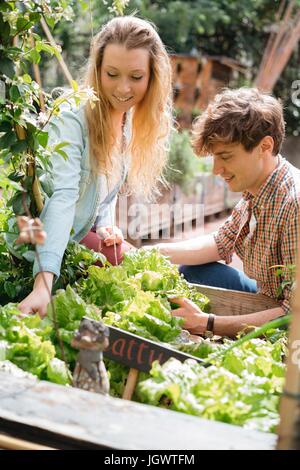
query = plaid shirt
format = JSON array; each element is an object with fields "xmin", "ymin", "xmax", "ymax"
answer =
[{"xmin": 214, "ymin": 156, "xmax": 300, "ymax": 313}]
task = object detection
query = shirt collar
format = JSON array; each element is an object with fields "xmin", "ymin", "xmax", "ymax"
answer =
[{"xmin": 242, "ymin": 154, "xmax": 286, "ymax": 208}]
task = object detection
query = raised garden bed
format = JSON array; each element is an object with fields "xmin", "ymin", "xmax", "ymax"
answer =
[
  {"xmin": 0, "ymin": 250, "xmax": 285, "ymax": 448},
  {"xmin": 0, "ymin": 371, "xmax": 276, "ymax": 450}
]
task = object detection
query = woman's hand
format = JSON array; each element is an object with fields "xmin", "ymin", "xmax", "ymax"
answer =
[
  {"xmin": 18, "ymin": 272, "xmax": 54, "ymax": 318},
  {"xmin": 18, "ymin": 287, "xmax": 51, "ymax": 318},
  {"xmin": 97, "ymin": 226, "xmax": 124, "ymax": 246},
  {"xmin": 170, "ymin": 297, "xmax": 209, "ymax": 334}
]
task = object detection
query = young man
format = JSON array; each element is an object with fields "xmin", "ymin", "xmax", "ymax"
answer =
[{"xmin": 156, "ymin": 88, "xmax": 300, "ymax": 337}]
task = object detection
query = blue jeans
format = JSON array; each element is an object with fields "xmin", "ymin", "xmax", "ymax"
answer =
[{"xmin": 179, "ymin": 262, "xmax": 257, "ymax": 293}]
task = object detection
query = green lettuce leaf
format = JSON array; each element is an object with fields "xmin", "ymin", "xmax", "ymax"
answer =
[{"xmin": 47, "ymin": 357, "xmax": 72, "ymax": 385}]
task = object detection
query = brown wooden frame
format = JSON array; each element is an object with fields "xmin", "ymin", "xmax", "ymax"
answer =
[{"xmin": 192, "ymin": 284, "xmax": 280, "ymax": 315}]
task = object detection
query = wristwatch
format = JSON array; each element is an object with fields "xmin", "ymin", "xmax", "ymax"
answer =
[{"xmin": 204, "ymin": 313, "xmax": 215, "ymax": 338}]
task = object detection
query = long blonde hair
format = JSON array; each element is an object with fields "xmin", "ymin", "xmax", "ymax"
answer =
[{"xmin": 83, "ymin": 16, "xmax": 173, "ymax": 200}]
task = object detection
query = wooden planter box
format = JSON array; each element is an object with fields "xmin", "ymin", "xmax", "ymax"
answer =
[
  {"xmin": 193, "ymin": 284, "xmax": 279, "ymax": 315},
  {"xmin": 0, "ymin": 285, "xmax": 280, "ymax": 450},
  {"xmin": 0, "ymin": 371, "xmax": 276, "ymax": 450}
]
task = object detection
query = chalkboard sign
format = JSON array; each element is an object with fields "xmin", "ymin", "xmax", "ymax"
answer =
[{"xmin": 103, "ymin": 325, "xmax": 208, "ymax": 373}]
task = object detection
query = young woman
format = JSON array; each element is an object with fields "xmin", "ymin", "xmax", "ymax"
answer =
[{"xmin": 19, "ymin": 15, "xmax": 173, "ymax": 316}]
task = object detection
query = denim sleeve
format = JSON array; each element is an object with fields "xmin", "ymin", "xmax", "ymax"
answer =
[
  {"xmin": 95, "ymin": 196, "xmax": 118, "ymax": 228},
  {"xmin": 33, "ymin": 109, "xmax": 85, "ymax": 278}
]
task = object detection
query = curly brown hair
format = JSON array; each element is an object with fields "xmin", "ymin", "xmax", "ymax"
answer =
[{"xmin": 191, "ymin": 88, "xmax": 285, "ymax": 157}]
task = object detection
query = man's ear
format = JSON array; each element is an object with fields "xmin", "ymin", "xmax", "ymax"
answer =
[{"xmin": 260, "ymin": 135, "xmax": 274, "ymax": 156}]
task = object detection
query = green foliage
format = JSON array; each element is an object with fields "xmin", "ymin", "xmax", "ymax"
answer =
[
  {"xmin": 47, "ymin": 285, "xmax": 103, "ymax": 366},
  {"xmin": 48, "ymin": 284, "xmax": 102, "ymax": 329},
  {"xmin": 0, "ymin": 0, "xmax": 98, "ymax": 234},
  {"xmin": 0, "ymin": 302, "xmax": 71, "ymax": 384},
  {"xmin": 0, "ymin": 200, "xmax": 35, "ymax": 305},
  {"xmin": 0, "ymin": 1, "xmax": 102, "ymax": 310},
  {"xmin": 175, "ymin": 338, "xmax": 217, "ymax": 359},
  {"xmin": 123, "ymin": 0, "xmax": 278, "ymax": 59},
  {"xmin": 0, "ymin": 234, "xmax": 105, "ymax": 305},
  {"xmin": 273, "ymin": 264, "xmax": 296, "ymax": 301},
  {"xmin": 93, "ymin": 248, "xmax": 210, "ymax": 310},
  {"xmin": 0, "ymin": 243, "xmax": 289, "ymax": 432},
  {"xmin": 104, "ymin": 358, "xmax": 129, "ymax": 396},
  {"xmin": 165, "ymin": 130, "xmax": 198, "ymax": 193},
  {"xmin": 0, "ymin": 0, "xmax": 75, "ymax": 172},
  {"xmin": 137, "ymin": 331, "xmax": 287, "ymax": 433},
  {"xmin": 56, "ymin": 240, "xmax": 107, "ymax": 291},
  {"xmin": 110, "ymin": 0, "xmax": 131, "ymax": 15},
  {"xmin": 123, "ymin": 0, "xmax": 297, "ymax": 135},
  {"xmin": 46, "ymin": 357, "xmax": 72, "ymax": 385},
  {"xmin": 0, "ymin": 3, "xmax": 294, "ymax": 432},
  {"xmin": 78, "ymin": 249, "xmax": 210, "ymax": 343},
  {"xmin": 36, "ymin": 1, "xmax": 300, "ymax": 134}
]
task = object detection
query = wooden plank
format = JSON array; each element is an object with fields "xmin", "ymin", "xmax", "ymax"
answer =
[
  {"xmin": 0, "ymin": 372, "xmax": 276, "ymax": 450},
  {"xmin": 277, "ymin": 214, "xmax": 300, "ymax": 449},
  {"xmin": 0, "ymin": 433, "xmax": 54, "ymax": 450},
  {"xmin": 191, "ymin": 283, "xmax": 280, "ymax": 315}
]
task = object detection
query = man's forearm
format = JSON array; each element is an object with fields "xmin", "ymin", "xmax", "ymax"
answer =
[
  {"xmin": 213, "ymin": 306, "xmax": 285, "ymax": 337},
  {"xmin": 158, "ymin": 234, "xmax": 221, "ymax": 265}
]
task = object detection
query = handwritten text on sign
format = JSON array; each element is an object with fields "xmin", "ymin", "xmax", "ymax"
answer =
[{"xmin": 103, "ymin": 325, "xmax": 206, "ymax": 373}]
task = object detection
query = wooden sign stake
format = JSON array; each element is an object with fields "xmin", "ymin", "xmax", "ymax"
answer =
[{"xmin": 122, "ymin": 368, "xmax": 139, "ymax": 401}]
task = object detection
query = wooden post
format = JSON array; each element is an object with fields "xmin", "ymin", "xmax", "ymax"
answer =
[
  {"xmin": 198, "ymin": 59, "xmax": 213, "ymax": 110},
  {"xmin": 255, "ymin": 3, "xmax": 300, "ymax": 92},
  {"xmin": 0, "ymin": 433, "xmax": 54, "ymax": 450},
  {"xmin": 122, "ymin": 368, "xmax": 139, "ymax": 401},
  {"xmin": 15, "ymin": 124, "xmax": 44, "ymax": 214},
  {"xmin": 256, "ymin": 0, "xmax": 295, "ymax": 87},
  {"xmin": 277, "ymin": 220, "xmax": 300, "ymax": 449}
]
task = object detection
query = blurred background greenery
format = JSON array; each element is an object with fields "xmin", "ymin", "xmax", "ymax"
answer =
[{"xmin": 39, "ymin": 0, "xmax": 300, "ymax": 137}]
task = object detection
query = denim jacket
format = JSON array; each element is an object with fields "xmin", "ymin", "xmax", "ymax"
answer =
[{"xmin": 33, "ymin": 104, "xmax": 131, "ymax": 278}]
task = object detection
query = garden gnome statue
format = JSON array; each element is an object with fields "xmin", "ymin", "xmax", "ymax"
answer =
[{"xmin": 71, "ymin": 317, "xmax": 110, "ymax": 395}]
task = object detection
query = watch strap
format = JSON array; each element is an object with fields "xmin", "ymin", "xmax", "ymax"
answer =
[{"xmin": 204, "ymin": 313, "xmax": 215, "ymax": 338}]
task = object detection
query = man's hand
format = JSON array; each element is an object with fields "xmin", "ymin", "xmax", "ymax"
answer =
[
  {"xmin": 140, "ymin": 243, "xmax": 161, "ymax": 251},
  {"xmin": 97, "ymin": 226, "xmax": 124, "ymax": 246},
  {"xmin": 141, "ymin": 243, "xmax": 171, "ymax": 257},
  {"xmin": 170, "ymin": 297, "xmax": 209, "ymax": 335}
]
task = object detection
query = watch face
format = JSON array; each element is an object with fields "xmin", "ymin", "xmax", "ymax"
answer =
[{"xmin": 204, "ymin": 330, "xmax": 214, "ymax": 339}]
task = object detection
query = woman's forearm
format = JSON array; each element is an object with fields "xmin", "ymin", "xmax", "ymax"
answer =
[{"xmin": 33, "ymin": 271, "xmax": 54, "ymax": 292}]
